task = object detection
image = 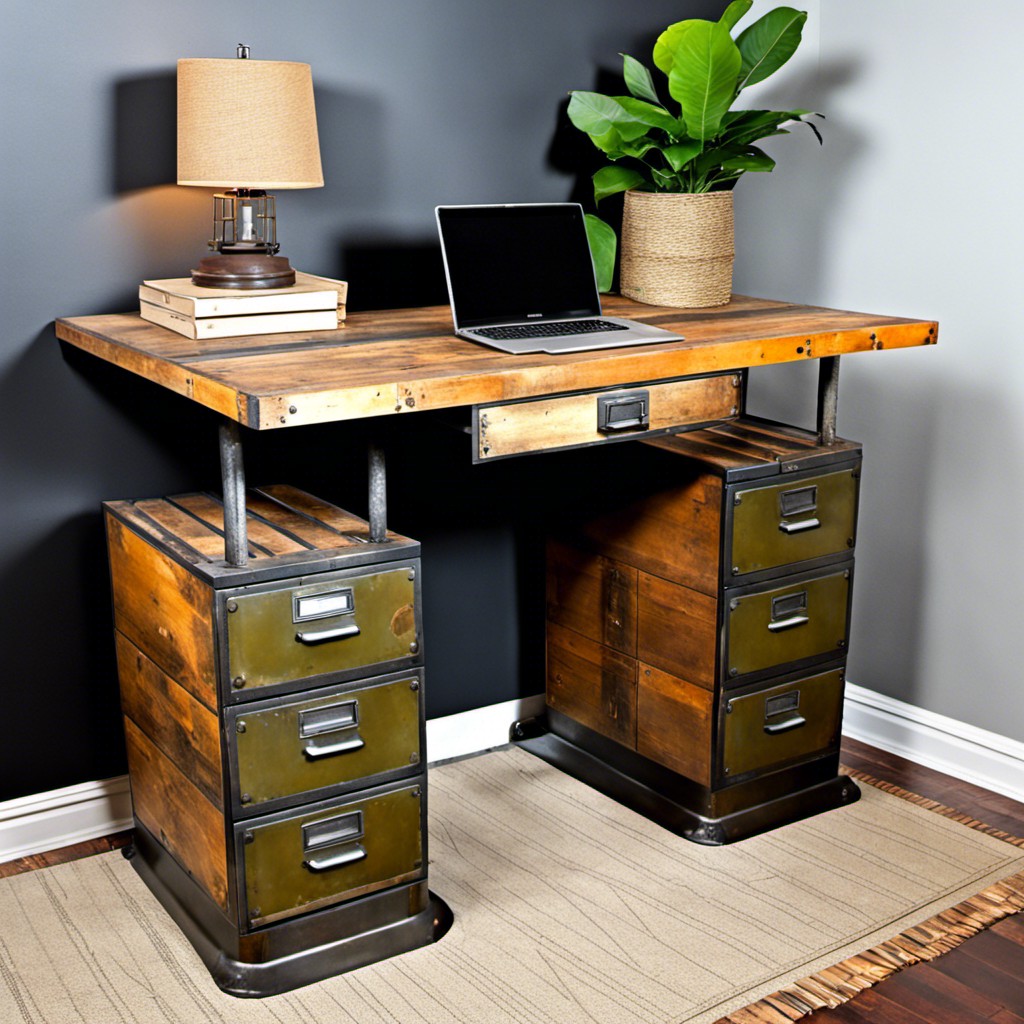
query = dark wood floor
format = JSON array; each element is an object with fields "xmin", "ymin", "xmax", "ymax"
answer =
[
  {"xmin": 2, "ymin": 740, "xmax": 1023, "ymax": 1019},
  {"xmin": 812, "ymin": 737, "xmax": 1024, "ymax": 1023}
]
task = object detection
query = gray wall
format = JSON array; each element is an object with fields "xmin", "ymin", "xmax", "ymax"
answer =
[
  {"xmin": 734, "ymin": 1, "xmax": 1024, "ymax": 739},
  {"xmin": 0, "ymin": 0, "xmax": 717, "ymax": 801}
]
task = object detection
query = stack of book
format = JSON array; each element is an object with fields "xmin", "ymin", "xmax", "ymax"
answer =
[{"xmin": 139, "ymin": 272, "xmax": 348, "ymax": 339}]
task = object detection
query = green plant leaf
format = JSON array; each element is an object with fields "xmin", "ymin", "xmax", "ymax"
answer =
[
  {"xmin": 720, "ymin": 146, "xmax": 776, "ymax": 172},
  {"xmin": 667, "ymin": 21, "xmax": 742, "ymax": 141},
  {"xmin": 621, "ymin": 54, "xmax": 661, "ymax": 105},
  {"xmin": 592, "ymin": 165, "xmax": 646, "ymax": 203},
  {"xmin": 661, "ymin": 139, "xmax": 703, "ymax": 172},
  {"xmin": 735, "ymin": 7, "xmax": 807, "ymax": 91},
  {"xmin": 614, "ymin": 96, "xmax": 682, "ymax": 134},
  {"xmin": 584, "ymin": 214, "xmax": 617, "ymax": 292},
  {"xmin": 567, "ymin": 91, "xmax": 651, "ymax": 142},
  {"xmin": 653, "ymin": 19, "xmax": 702, "ymax": 76},
  {"xmin": 719, "ymin": 0, "xmax": 753, "ymax": 31}
]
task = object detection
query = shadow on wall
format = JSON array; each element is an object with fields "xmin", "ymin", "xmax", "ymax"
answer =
[{"xmin": 113, "ymin": 74, "xmax": 177, "ymax": 193}]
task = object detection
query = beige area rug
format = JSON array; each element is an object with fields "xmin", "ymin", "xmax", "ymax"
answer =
[{"xmin": 3, "ymin": 747, "xmax": 1024, "ymax": 1024}]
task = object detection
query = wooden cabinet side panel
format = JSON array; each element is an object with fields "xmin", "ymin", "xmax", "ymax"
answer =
[
  {"xmin": 637, "ymin": 572, "xmax": 718, "ymax": 690},
  {"xmin": 546, "ymin": 541, "xmax": 637, "ymax": 656},
  {"xmin": 116, "ymin": 632, "xmax": 223, "ymax": 809},
  {"xmin": 124, "ymin": 719, "xmax": 228, "ymax": 911},
  {"xmin": 636, "ymin": 662, "xmax": 713, "ymax": 786},
  {"xmin": 581, "ymin": 471, "xmax": 722, "ymax": 596},
  {"xmin": 546, "ymin": 622, "xmax": 636, "ymax": 749},
  {"xmin": 105, "ymin": 513, "xmax": 218, "ymax": 711}
]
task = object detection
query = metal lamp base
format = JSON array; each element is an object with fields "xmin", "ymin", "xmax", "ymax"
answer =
[{"xmin": 191, "ymin": 253, "xmax": 296, "ymax": 290}]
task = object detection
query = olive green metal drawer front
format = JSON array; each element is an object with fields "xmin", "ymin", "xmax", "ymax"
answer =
[
  {"xmin": 231, "ymin": 675, "xmax": 422, "ymax": 810},
  {"xmin": 729, "ymin": 468, "xmax": 858, "ymax": 578},
  {"xmin": 725, "ymin": 567, "xmax": 851, "ymax": 679},
  {"xmin": 241, "ymin": 783, "xmax": 424, "ymax": 928},
  {"xmin": 226, "ymin": 566, "xmax": 418, "ymax": 691},
  {"xmin": 721, "ymin": 668, "xmax": 844, "ymax": 779}
]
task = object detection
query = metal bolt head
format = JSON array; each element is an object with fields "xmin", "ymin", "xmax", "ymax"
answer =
[
  {"xmin": 409, "ymin": 679, "xmax": 420, "ymax": 692},
  {"xmin": 411, "ymin": 787, "xmax": 421, "ymax": 798},
  {"xmin": 729, "ymin": 667, "xmax": 739, "ymax": 677},
  {"xmin": 236, "ymin": 720, "xmax": 247, "ymax": 733},
  {"xmin": 241, "ymin": 792, "xmax": 252, "ymax": 804},
  {"xmin": 232, "ymin": 675, "xmax": 246, "ymax": 689},
  {"xmin": 410, "ymin": 752, "xmax": 420, "ymax": 764},
  {"xmin": 408, "ymin": 568, "xmax": 417, "ymax": 581},
  {"xmin": 226, "ymin": 600, "xmax": 238, "ymax": 613},
  {"xmin": 288, "ymin": 405, "xmax": 297, "ymax": 414},
  {"xmin": 244, "ymin": 831, "xmax": 255, "ymax": 844},
  {"xmin": 409, "ymin": 641, "xmax": 420, "ymax": 655}
]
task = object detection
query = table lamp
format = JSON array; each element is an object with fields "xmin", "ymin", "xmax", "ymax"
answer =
[{"xmin": 177, "ymin": 45, "xmax": 323, "ymax": 289}]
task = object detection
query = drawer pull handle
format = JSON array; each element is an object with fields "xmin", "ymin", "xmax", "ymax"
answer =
[
  {"xmin": 304, "ymin": 734, "xmax": 365, "ymax": 758},
  {"xmin": 295, "ymin": 623, "xmax": 361, "ymax": 644},
  {"xmin": 304, "ymin": 844, "xmax": 367, "ymax": 871},
  {"xmin": 767, "ymin": 614, "xmax": 809, "ymax": 632},
  {"xmin": 779, "ymin": 517, "xmax": 821, "ymax": 534},
  {"xmin": 764, "ymin": 715, "xmax": 807, "ymax": 735}
]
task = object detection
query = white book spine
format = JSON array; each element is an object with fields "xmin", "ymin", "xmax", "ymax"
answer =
[{"xmin": 139, "ymin": 301, "xmax": 338, "ymax": 339}]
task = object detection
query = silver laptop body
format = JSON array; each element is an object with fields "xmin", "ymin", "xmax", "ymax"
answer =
[{"xmin": 435, "ymin": 203, "xmax": 682, "ymax": 354}]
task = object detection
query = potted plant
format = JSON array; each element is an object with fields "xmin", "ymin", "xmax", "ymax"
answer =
[{"xmin": 568, "ymin": 0, "xmax": 820, "ymax": 306}]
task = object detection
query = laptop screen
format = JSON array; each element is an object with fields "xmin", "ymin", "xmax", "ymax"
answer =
[{"xmin": 436, "ymin": 204, "xmax": 601, "ymax": 329}]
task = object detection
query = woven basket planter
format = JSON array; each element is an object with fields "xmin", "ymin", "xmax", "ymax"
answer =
[{"xmin": 620, "ymin": 190, "xmax": 735, "ymax": 308}]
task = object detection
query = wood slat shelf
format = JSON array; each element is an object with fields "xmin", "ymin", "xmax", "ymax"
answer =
[{"xmin": 55, "ymin": 294, "xmax": 938, "ymax": 430}]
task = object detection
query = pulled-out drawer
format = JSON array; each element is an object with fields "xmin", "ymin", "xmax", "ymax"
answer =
[
  {"xmin": 222, "ymin": 563, "xmax": 420, "ymax": 697},
  {"xmin": 720, "ymin": 666, "xmax": 844, "ymax": 781},
  {"xmin": 227, "ymin": 671, "xmax": 422, "ymax": 813},
  {"xmin": 727, "ymin": 466, "xmax": 859, "ymax": 580},
  {"xmin": 724, "ymin": 563, "xmax": 852, "ymax": 682},
  {"xmin": 473, "ymin": 374, "xmax": 740, "ymax": 460},
  {"xmin": 237, "ymin": 780, "xmax": 424, "ymax": 928}
]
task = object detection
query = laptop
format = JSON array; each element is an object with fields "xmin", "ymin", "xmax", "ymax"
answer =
[{"xmin": 435, "ymin": 203, "xmax": 683, "ymax": 354}]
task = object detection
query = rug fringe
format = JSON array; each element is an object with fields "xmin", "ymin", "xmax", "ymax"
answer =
[{"xmin": 713, "ymin": 768, "xmax": 1024, "ymax": 1023}]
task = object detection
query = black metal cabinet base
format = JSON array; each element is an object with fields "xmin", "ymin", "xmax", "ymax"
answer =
[
  {"xmin": 514, "ymin": 710, "xmax": 860, "ymax": 846},
  {"xmin": 128, "ymin": 823, "xmax": 453, "ymax": 998}
]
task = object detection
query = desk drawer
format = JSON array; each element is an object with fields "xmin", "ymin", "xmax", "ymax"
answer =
[
  {"xmin": 724, "ymin": 564, "xmax": 852, "ymax": 682},
  {"xmin": 721, "ymin": 667, "xmax": 844, "ymax": 780},
  {"xmin": 728, "ymin": 467, "xmax": 859, "ymax": 579},
  {"xmin": 474, "ymin": 374, "xmax": 740, "ymax": 460},
  {"xmin": 224, "ymin": 564, "xmax": 419, "ymax": 696},
  {"xmin": 238, "ymin": 781, "xmax": 424, "ymax": 928},
  {"xmin": 228, "ymin": 672, "xmax": 422, "ymax": 812}
]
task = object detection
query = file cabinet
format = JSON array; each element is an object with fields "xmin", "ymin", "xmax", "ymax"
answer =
[
  {"xmin": 104, "ymin": 485, "xmax": 451, "ymax": 996},
  {"xmin": 541, "ymin": 418, "xmax": 863, "ymax": 843}
]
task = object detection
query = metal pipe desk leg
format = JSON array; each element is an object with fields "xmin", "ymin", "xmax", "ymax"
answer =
[
  {"xmin": 368, "ymin": 443, "xmax": 387, "ymax": 543},
  {"xmin": 219, "ymin": 419, "xmax": 248, "ymax": 566},
  {"xmin": 816, "ymin": 356, "xmax": 841, "ymax": 446}
]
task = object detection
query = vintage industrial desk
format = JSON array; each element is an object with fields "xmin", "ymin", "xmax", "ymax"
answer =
[{"xmin": 55, "ymin": 293, "xmax": 937, "ymax": 993}]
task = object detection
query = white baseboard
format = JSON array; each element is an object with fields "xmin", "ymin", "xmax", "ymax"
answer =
[
  {"xmin": 426, "ymin": 694, "xmax": 546, "ymax": 764},
  {"xmin": 10, "ymin": 688, "xmax": 1016, "ymax": 865},
  {"xmin": 843, "ymin": 682, "xmax": 1024, "ymax": 805},
  {"xmin": 0, "ymin": 776, "xmax": 133, "ymax": 864},
  {"xmin": 0, "ymin": 695, "xmax": 547, "ymax": 865}
]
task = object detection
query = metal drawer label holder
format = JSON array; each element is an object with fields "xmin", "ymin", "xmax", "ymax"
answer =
[
  {"xmin": 302, "ymin": 811, "xmax": 366, "ymax": 872},
  {"xmin": 299, "ymin": 700, "xmax": 364, "ymax": 758}
]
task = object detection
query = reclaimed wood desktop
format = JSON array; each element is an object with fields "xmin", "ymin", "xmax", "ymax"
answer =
[{"xmin": 55, "ymin": 293, "xmax": 936, "ymax": 989}]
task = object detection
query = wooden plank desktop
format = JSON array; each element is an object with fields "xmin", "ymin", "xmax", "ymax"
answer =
[{"xmin": 55, "ymin": 294, "xmax": 937, "ymax": 429}]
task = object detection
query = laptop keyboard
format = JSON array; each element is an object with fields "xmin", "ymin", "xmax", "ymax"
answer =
[{"xmin": 474, "ymin": 319, "xmax": 628, "ymax": 341}]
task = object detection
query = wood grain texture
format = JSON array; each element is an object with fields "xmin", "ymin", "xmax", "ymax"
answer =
[
  {"xmin": 546, "ymin": 541, "xmax": 637, "ymax": 657},
  {"xmin": 637, "ymin": 571, "xmax": 718, "ymax": 689},
  {"xmin": 124, "ymin": 719, "xmax": 228, "ymax": 910},
  {"xmin": 581, "ymin": 467, "xmax": 723, "ymax": 596},
  {"xmin": 546, "ymin": 621, "xmax": 636, "ymax": 749},
  {"xmin": 55, "ymin": 294, "xmax": 938, "ymax": 430},
  {"xmin": 105, "ymin": 511, "xmax": 218, "ymax": 710},
  {"xmin": 636, "ymin": 662, "xmax": 713, "ymax": 785},
  {"xmin": 116, "ymin": 633, "xmax": 223, "ymax": 809},
  {"xmin": 476, "ymin": 373, "xmax": 739, "ymax": 459}
]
